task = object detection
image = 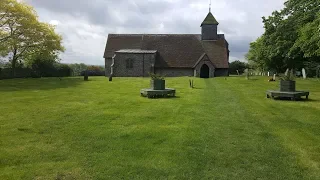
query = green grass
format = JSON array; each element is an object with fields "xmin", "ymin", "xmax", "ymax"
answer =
[{"xmin": 0, "ymin": 76, "xmax": 320, "ymax": 179}]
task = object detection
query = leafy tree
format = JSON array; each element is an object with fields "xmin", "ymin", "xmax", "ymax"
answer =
[
  {"xmin": 0, "ymin": 0, "xmax": 64, "ymax": 76},
  {"xmin": 30, "ymin": 54, "xmax": 57, "ymax": 77},
  {"xmin": 30, "ymin": 56, "xmax": 72, "ymax": 78},
  {"xmin": 68, "ymin": 63, "xmax": 88, "ymax": 76},
  {"xmin": 87, "ymin": 65, "xmax": 104, "ymax": 72},
  {"xmin": 246, "ymin": 0, "xmax": 320, "ymax": 75},
  {"xmin": 294, "ymin": 13, "xmax": 320, "ymax": 57},
  {"xmin": 246, "ymin": 36, "xmax": 274, "ymax": 71},
  {"xmin": 68, "ymin": 64, "xmax": 105, "ymax": 76},
  {"xmin": 55, "ymin": 63, "xmax": 72, "ymax": 77},
  {"xmin": 81, "ymin": 65, "xmax": 105, "ymax": 76},
  {"xmin": 229, "ymin": 60, "xmax": 248, "ymax": 75},
  {"xmin": 0, "ymin": 59, "xmax": 4, "ymax": 68}
]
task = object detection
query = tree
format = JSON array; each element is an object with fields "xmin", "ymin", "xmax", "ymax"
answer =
[
  {"xmin": 229, "ymin": 60, "xmax": 248, "ymax": 75},
  {"xmin": 87, "ymin": 65, "xmax": 104, "ymax": 72},
  {"xmin": 30, "ymin": 53, "xmax": 57, "ymax": 77},
  {"xmin": 246, "ymin": 36, "xmax": 273, "ymax": 71},
  {"xmin": 0, "ymin": 0, "xmax": 64, "ymax": 76},
  {"xmin": 0, "ymin": 59, "xmax": 4, "ymax": 68},
  {"xmin": 294, "ymin": 13, "xmax": 320, "ymax": 57},
  {"xmin": 247, "ymin": 0, "xmax": 320, "ymax": 74},
  {"xmin": 68, "ymin": 63, "xmax": 88, "ymax": 76},
  {"xmin": 82, "ymin": 65, "xmax": 105, "ymax": 76}
]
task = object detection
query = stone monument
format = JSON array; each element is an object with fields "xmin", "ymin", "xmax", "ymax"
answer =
[{"xmin": 302, "ymin": 68, "xmax": 306, "ymax": 79}]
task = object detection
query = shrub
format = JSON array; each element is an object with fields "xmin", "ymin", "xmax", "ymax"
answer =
[
  {"xmin": 280, "ymin": 69, "xmax": 296, "ymax": 81},
  {"xmin": 0, "ymin": 68, "xmax": 33, "ymax": 79},
  {"xmin": 149, "ymin": 73, "xmax": 165, "ymax": 80},
  {"xmin": 80, "ymin": 70, "xmax": 105, "ymax": 76},
  {"xmin": 229, "ymin": 60, "xmax": 248, "ymax": 75}
]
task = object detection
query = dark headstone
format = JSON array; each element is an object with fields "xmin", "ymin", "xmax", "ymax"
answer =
[{"xmin": 84, "ymin": 70, "xmax": 88, "ymax": 81}]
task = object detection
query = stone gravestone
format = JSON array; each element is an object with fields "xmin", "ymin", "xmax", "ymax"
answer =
[
  {"xmin": 273, "ymin": 74, "xmax": 276, "ymax": 81},
  {"xmin": 245, "ymin": 69, "xmax": 249, "ymax": 80},
  {"xmin": 302, "ymin": 68, "xmax": 306, "ymax": 79},
  {"xmin": 268, "ymin": 72, "xmax": 270, "ymax": 77},
  {"xmin": 284, "ymin": 68, "xmax": 289, "ymax": 76},
  {"xmin": 84, "ymin": 70, "xmax": 88, "ymax": 81},
  {"xmin": 189, "ymin": 79, "xmax": 193, "ymax": 88}
]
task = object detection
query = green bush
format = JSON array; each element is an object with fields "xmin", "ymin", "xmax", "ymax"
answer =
[{"xmin": 149, "ymin": 73, "xmax": 165, "ymax": 80}]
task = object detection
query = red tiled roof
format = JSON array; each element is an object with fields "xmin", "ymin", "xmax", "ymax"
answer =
[{"xmin": 104, "ymin": 34, "xmax": 229, "ymax": 68}]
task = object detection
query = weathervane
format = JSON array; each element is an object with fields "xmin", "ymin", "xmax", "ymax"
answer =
[{"xmin": 209, "ymin": 0, "xmax": 211, "ymax": 12}]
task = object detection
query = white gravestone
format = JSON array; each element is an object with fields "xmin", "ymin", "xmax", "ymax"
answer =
[
  {"xmin": 285, "ymin": 69, "xmax": 289, "ymax": 76},
  {"xmin": 302, "ymin": 68, "xmax": 306, "ymax": 79}
]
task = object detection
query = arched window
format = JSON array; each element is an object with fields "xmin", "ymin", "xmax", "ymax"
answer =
[{"xmin": 126, "ymin": 58, "xmax": 134, "ymax": 69}]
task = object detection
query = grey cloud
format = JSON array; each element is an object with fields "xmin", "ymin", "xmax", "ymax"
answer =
[
  {"xmin": 27, "ymin": 0, "xmax": 172, "ymax": 26},
  {"xmin": 134, "ymin": 1, "xmax": 173, "ymax": 14},
  {"xmin": 228, "ymin": 37, "xmax": 255, "ymax": 53},
  {"xmin": 24, "ymin": 0, "xmax": 284, "ymax": 65},
  {"xmin": 27, "ymin": 0, "xmax": 112, "ymax": 25}
]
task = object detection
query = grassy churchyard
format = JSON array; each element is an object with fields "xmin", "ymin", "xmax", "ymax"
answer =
[{"xmin": 0, "ymin": 77, "xmax": 320, "ymax": 179}]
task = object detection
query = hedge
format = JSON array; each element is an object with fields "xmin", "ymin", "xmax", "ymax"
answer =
[
  {"xmin": 80, "ymin": 70, "xmax": 105, "ymax": 76},
  {"xmin": 0, "ymin": 67, "xmax": 72, "ymax": 80}
]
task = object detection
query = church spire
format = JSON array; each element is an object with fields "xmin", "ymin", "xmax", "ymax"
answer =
[
  {"xmin": 201, "ymin": 12, "xmax": 219, "ymax": 26},
  {"xmin": 201, "ymin": 3, "xmax": 219, "ymax": 41}
]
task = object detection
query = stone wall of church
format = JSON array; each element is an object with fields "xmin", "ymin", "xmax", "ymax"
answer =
[
  {"xmin": 194, "ymin": 61, "xmax": 215, "ymax": 78},
  {"xmin": 214, "ymin": 69, "xmax": 229, "ymax": 77},
  {"xmin": 194, "ymin": 55, "xmax": 215, "ymax": 78},
  {"xmin": 107, "ymin": 53, "xmax": 228, "ymax": 77},
  {"xmin": 143, "ymin": 54, "xmax": 156, "ymax": 77},
  {"xmin": 155, "ymin": 68, "xmax": 194, "ymax": 77},
  {"xmin": 112, "ymin": 53, "xmax": 156, "ymax": 77}
]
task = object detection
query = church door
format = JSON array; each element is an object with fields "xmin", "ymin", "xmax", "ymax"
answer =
[{"xmin": 200, "ymin": 64, "xmax": 209, "ymax": 78}]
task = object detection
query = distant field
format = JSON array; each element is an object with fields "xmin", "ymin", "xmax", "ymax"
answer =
[{"xmin": 0, "ymin": 77, "xmax": 319, "ymax": 179}]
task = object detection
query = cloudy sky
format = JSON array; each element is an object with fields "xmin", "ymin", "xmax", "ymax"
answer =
[{"xmin": 23, "ymin": 0, "xmax": 285, "ymax": 65}]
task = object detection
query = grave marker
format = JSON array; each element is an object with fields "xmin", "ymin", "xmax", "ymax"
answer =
[{"xmin": 302, "ymin": 68, "xmax": 306, "ymax": 79}]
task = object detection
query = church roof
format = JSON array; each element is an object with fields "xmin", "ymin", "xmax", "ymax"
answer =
[
  {"xmin": 116, "ymin": 49, "xmax": 157, "ymax": 54},
  {"xmin": 201, "ymin": 12, "xmax": 219, "ymax": 26},
  {"xmin": 104, "ymin": 34, "xmax": 229, "ymax": 69}
]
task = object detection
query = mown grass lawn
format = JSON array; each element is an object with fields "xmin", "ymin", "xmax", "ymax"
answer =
[{"xmin": 0, "ymin": 76, "xmax": 319, "ymax": 179}]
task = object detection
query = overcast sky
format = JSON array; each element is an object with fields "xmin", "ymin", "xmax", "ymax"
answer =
[{"xmin": 24, "ymin": 0, "xmax": 285, "ymax": 65}]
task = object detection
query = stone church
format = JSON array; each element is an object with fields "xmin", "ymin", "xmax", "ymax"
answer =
[{"xmin": 103, "ymin": 12, "xmax": 229, "ymax": 78}]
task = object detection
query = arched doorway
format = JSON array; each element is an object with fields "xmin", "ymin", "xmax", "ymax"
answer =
[{"xmin": 200, "ymin": 64, "xmax": 209, "ymax": 78}]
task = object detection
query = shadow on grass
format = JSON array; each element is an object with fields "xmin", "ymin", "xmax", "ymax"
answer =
[
  {"xmin": 306, "ymin": 99, "xmax": 320, "ymax": 102},
  {"xmin": 271, "ymin": 97, "xmax": 319, "ymax": 102},
  {"xmin": 247, "ymin": 78, "xmax": 259, "ymax": 81},
  {"xmin": 0, "ymin": 77, "xmax": 86, "ymax": 92},
  {"xmin": 143, "ymin": 96, "xmax": 181, "ymax": 99}
]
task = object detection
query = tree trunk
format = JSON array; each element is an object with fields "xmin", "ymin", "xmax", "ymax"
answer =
[
  {"xmin": 11, "ymin": 48, "xmax": 17, "ymax": 78},
  {"xmin": 11, "ymin": 58, "xmax": 16, "ymax": 78}
]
